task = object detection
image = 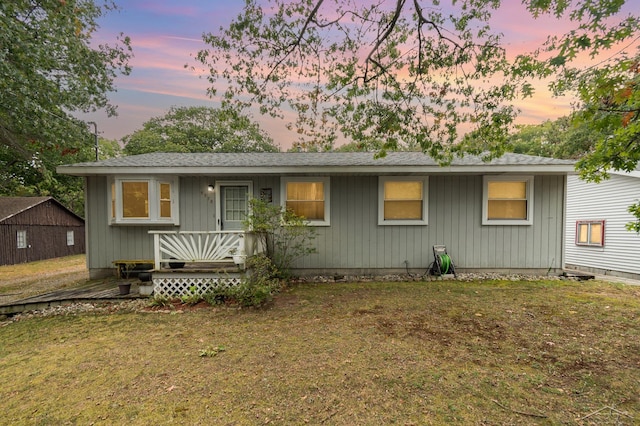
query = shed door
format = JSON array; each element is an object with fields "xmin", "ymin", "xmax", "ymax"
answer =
[{"xmin": 218, "ymin": 185, "xmax": 249, "ymax": 231}]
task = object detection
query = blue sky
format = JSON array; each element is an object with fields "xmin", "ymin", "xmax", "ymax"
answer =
[{"xmin": 82, "ymin": 1, "xmax": 640, "ymax": 149}]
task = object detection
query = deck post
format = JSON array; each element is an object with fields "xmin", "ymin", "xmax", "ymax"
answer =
[{"xmin": 153, "ymin": 233, "xmax": 161, "ymax": 270}]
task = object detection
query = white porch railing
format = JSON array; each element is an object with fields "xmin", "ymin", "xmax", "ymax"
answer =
[{"xmin": 149, "ymin": 231, "xmax": 248, "ymax": 270}]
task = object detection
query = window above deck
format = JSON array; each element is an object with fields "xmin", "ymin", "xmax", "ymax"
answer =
[{"xmin": 109, "ymin": 177, "xmax": 179, "ymax": 225}]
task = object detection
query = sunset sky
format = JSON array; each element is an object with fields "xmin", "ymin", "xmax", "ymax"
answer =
[{"xmin": 82, "ymin": 0, "xmax": 640, "ymax": 149}]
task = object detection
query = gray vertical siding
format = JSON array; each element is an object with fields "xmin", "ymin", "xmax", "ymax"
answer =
[
  {"xmin": 297, "ymin": 174, "xmax": 565, "ymax": 272},
  {"xmin": 86, "ymin": 174, "xmax": 566, "ymax": 275}
]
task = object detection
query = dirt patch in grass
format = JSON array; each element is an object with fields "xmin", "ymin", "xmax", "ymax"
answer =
[
  {"xmin": 0, "ymin": 279, "xmax": 639, "ymax": 425},
  {"xmin": 0, "ymin": 255, "xmax": 88, "ymax": 304}
]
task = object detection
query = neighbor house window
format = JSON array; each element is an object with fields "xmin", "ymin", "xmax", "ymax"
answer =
[
  {"xmin": 17, "ymin": 230, "xmax": 27, "ymax": 249},
  {"xmin": 281, "ymin": 177, "xmax": 330, "ymax": 226},
  {"xmin": 109, "ymin": 177, "xmax": 179, "ymax": 225},
  {"xmin": 67, "ymin": 231, "xmax": 75, "ymax": 246},
  {"xmin": 482, "ymin": 176, "xmax": 534, "ymax": 225},
  {"xmin": 576, "ymin": 220, "xmax": 605, "ymax": 247},
  {"xmin": 378, "ymin": 176, "xmax": 428, "ymax": 225}
]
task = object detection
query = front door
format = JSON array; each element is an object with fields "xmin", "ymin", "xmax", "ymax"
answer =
[{"xmin": 216, "ymin": 182, "xmax": 252, "ymax": 231}]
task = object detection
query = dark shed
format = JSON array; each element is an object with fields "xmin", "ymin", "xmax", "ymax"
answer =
[{"xmin": 0, "ymin": 197, "xmax": 85, "ymax": 266}]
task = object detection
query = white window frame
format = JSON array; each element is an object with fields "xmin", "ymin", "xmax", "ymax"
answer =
[
  {"xmin": 575, "ymin": 220, "xmax": 605, "ymax": 247},
  {"xmin": 482, "ymin": 175, "xmax": 534, "ymax": 226},
  {"xmin": 280, "ymin": 177, "xmax": 330, "ymax": 226},
  {"xmin": 378, "ymin": 176, "xmax": 429, "ymax": 226},
  {"xmin": 109, "ymin": 176, "xmax": 180, "ymax": 225},
  {"xmin": 17, "ymin": 230, "xmax": 27, "ymax": 249},
  {"xmin": 66, "ymin": 230, "xmax": 75, "ymax": 246}
]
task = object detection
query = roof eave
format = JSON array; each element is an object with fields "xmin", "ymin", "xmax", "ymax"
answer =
[{"xmin": 57, "ymin": 164, "xmax": 575, "ymax": 176}]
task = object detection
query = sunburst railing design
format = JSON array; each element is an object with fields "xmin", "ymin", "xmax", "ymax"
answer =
[{"xmin": 149, "ymin": 231, "xmax": 245, "ymax": 270}]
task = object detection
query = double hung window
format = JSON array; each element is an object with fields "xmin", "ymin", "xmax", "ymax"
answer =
[
  {"xmin": 17, "ymin": 230, "xmax": 27, "ymax": 249},
  {"xmin": 378, "ymin": 176, "xmax": 428, "ymax": 225},
  {"xmin": 483, "ymin": 176, "xmax": 534, "ymax": 225},
  {"xmin": 281, "ymin": 177, "xmax": 330, "ymax": 226}
]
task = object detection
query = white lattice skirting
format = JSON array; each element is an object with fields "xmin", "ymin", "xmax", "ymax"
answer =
[{"xmin": 152, "ymin": 272, "xmax": 243, "ymax": 298}]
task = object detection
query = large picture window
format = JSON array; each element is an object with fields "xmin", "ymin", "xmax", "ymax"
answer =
[
  {"xmin": 482, "ymin": 176, "xmax": 534, "ymax": 225},
  {"xmin": 110, "ymin": 177, "xmax": 179, "ymax": 225},
  {"xmin": 378, "ymin": 176, "xmax": 428, "ymax": 225},
  {"xmin": 281, "ymin": 177, "xmax": 330, "ymax": 226},
  {"xmin": 576, "ymin": 220, "xmax": 605, "ymax": 247}
]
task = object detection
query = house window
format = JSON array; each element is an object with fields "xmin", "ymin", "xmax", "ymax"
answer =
[
  {"xmin": 482, "ymin": 176, "xmax": 534, "ymax": 225},
  {"xmin": 281, "ymin": 177, "xmax": 330, "ymax": 226},
  {"xmin": 576, "ymin": 220, "xmax": 605, "ymax": 247},
  {"xmin": 378, "ymin": 176, "xmax": 428, "ymax": 225},
  {"xmin": 109, "ymin": 177, "xmax": 179, "ymax": 225},
  {"xmin": 67, "ymin": 231, "xmax": 75, "ymax": 246},
  {"xmin": 17, "ymin": 230, "xmax": 27, "ymax": 249}
]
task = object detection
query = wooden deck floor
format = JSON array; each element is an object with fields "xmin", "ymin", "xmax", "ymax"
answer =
[{"xmin": 0, "ymin": 279, "xmax": 145, "ymax": 316}]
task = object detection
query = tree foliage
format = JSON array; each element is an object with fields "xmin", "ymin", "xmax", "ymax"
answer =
[
  {"xmin": 122, "ymin": 106, "xmax": 280, "ymax": 154},
  {"xmin": 0, "ymin": 0, "xmax": 132, "ymax": 211},
  {"xmin": 194, "ymin": 0, "xmax": 638, "ymax": 158},
  {"xmin": 506, "ymin": 117, "xmax": 603, "ymax": 159},
  {"xmin": 570, "ymin": 54, "xmax": 640, "ymax": 181},
  {"xmin": 566, "ymin": 53, "xmax": 640, "ymax": 231}
]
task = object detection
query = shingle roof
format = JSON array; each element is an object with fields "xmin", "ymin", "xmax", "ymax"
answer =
[
  {"xmin": 0, "ymin": 197, "xmax": 85, "ymax": 224},
  {"xmin": 0, "ymin": 197, "xmax": 53, "ymax": 222},
  {"xmin": 58, "ymin": 151, "xmax": 575, "ymax": 176}
]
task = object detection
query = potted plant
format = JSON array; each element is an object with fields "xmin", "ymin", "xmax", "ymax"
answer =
[
  {"xmin": 118, "ymin": 262, "xmax": 137, "ymax": 295},
  {"xmin": 137, "ymin": 271, "xmax": 154, "ymax": 296}
]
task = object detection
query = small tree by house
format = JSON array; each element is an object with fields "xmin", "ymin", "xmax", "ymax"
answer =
[{"xmin": 243, "ymin": 198, "xmax": 317, "ymax": 278}]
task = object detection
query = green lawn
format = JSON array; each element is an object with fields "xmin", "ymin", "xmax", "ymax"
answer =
[{"xmin": 1, "ymin": 279, "xmax": 638, "ymax": 425}]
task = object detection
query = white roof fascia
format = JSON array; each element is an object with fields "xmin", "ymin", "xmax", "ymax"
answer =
[{"xmin": 57, "ymin": 164, "xmax": 575, "ymax": 176}]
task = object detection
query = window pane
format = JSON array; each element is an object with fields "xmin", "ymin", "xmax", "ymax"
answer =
[
  {"xmin": 286, "ymin": 201, "xmax": 324, "ymax": 220},
  {"xmin": 589, "ymin": 223, "xmax": 602, "ymax": 245},
  {"xmin": 577, "ymin": 224, "xmax": 589, "ymax": 243},
  {"xmin": 286, "ymin": 182, "xmax": 325, "ymax": 220},
  {"xmin": 488, "ymin": 181, "xmax": 526, "ymax": 199},
  {"xmin": 122, "ymin": 182, "xmax": 149, "ymax": 218},
  {"xmin": 287, "ymin": 182, "xmax": 324, "ymax": 201},
  {"xmin": 17, "ymin": 230, "xmax": 27, "ymax": 249},
  {"xmin": 111, "ymin": 182, "xmax": 116, "ymax": 219},
  {"xmin": 67, "ymin": 231, "xmax": 74, "ymax": 246},
  {"xmin": 160, "ymin": 183, "xmax": 171, "ymax": 218},
  {"xmin": 487, "ymin": 200, "xmax": 527, "ymax": 219},
  {"xmin": 384, "ymin": 181, "xmax": 422, "ymax": 200},
  {"xmin": 384, "ymin": 200, "xmax": 422, "ymax": 220},
  {"xmin": 224, "ymin": 186, "xmax": 248, "ymax": 221}
]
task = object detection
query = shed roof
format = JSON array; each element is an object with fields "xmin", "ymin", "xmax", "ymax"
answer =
[
  {"xmin": 57, "ymin": 151, "xmax": 575, "ymax": 176},
  {"xmin": 0, "ymin": 197, "xmax": 83, "ymax": 223}
]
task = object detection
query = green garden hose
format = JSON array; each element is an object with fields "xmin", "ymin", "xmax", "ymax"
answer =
[{"xmin": 438, "ymin": 254, "xmax": 451, "ymax": 274}]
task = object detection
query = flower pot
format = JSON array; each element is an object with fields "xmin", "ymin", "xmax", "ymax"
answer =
[
  {"xmin": 138, "ymin": 271, "xmax": 152, "ymax": 282},
  {"xmin": 118, "ymin": 282, "xmax": 132, "ymax": 295},
  {"xmin": 168, "ymin": 259, "xmax": 185, "ymax": 269},
  {"xmin": 138, "ymin": 284, "xmax": 154, "ymax": 296}
]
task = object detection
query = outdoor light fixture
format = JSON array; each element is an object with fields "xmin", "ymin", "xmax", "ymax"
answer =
[{"xmin": 207, "ymin": 184, "xmax": 215, "ymax": 193}]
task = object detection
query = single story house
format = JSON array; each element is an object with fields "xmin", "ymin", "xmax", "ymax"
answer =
[
  {"xmin": 57, "ymin": 151, "xmax": 574, "ymax": 283},
  {"xmin": 565, "ymin": 171, "xmax": 640, "ymax": 280},
  {"xmin": 0, "ymin": 196, "xmax": 85, "ymax": 266}
]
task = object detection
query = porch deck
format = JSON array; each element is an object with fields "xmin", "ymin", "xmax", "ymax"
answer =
[{"xmin": 0, "ymin": 279, "xmax": 145, "ymax": 316}]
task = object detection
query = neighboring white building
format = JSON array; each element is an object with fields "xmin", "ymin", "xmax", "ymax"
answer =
[{"xmin": 565, "ymin": 171, "xmax": 640, "ymax": 280}]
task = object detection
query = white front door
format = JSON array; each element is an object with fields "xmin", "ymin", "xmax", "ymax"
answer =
[{"xmin": 216, "ymin": 182, "xmax": 252, "ymax": 231}]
